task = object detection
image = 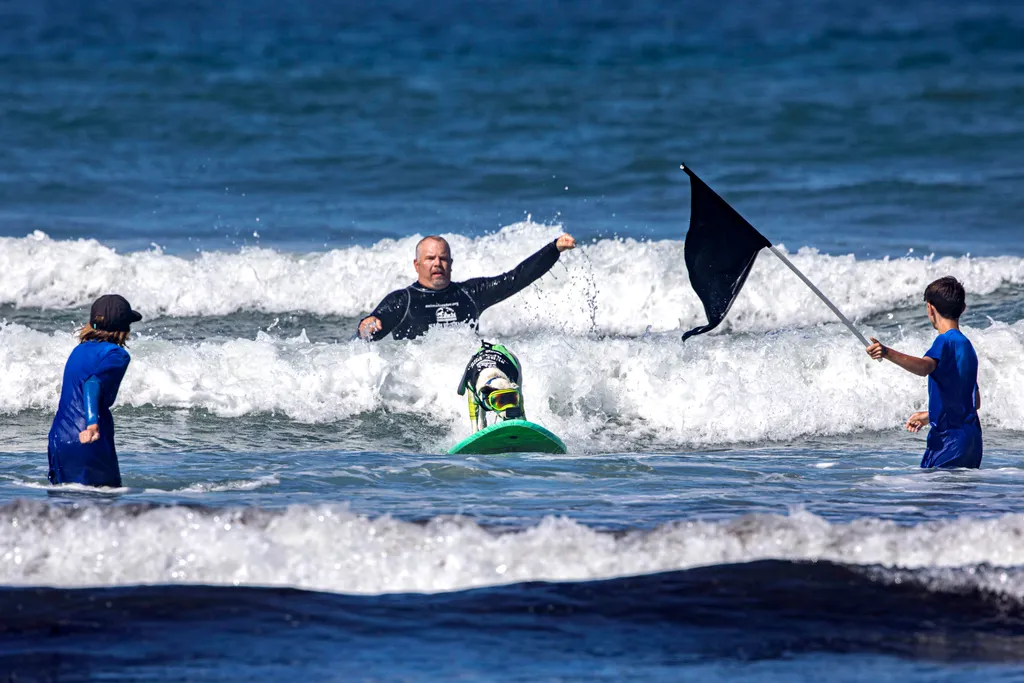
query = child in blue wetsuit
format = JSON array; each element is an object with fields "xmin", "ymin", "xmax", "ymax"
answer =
[
  {"xmin": 866, "ymin": 277, "xmax": 982, "ymax": 468},
  {"xmin": 48, "ymin": 294, "xmax": 142, "ymax": 487}
]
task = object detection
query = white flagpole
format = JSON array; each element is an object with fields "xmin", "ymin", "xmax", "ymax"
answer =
[
  {"xmin": 679, "ymin": 164, "xmax": 870, "ymax": 348},
  {"xmin": 767, "ymin": 246, "xmax": 870, "ymax": 347}
]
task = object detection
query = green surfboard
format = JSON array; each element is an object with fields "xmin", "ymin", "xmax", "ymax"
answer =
[{"xmin": 448, "ymin": 419, "xmax": 567, "ymax": 455}]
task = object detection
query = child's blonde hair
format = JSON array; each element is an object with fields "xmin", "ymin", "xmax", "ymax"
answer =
[{"xmin": 78, "ymin": 325, "xmax": 130, "ymax": 347}]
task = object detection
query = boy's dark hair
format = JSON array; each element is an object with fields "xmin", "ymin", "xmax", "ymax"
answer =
[
  {"xmin": 924, "ymin": 276, "xmax": 966, "ymax": 320},
  {"xmin": 78, "ymin": 325, "xmax": 130, "ymax": 347}
]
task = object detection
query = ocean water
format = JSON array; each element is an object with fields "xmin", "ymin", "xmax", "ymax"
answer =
[{"xmin": 2, "ymin": 0, "xmax": 1024, "ymax": 681}]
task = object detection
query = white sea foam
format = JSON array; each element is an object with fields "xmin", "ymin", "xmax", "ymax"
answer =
[
  {"xmin": 164, "ymin": 475, "xmax": 281, "ymax": 494},
  {"xmin": 2, "ymin": 502, "xmax": 1024, "ymax": 596},
  {"xmin": 2, "ymin": 225, "xmax": 1024, "ymax": 336},
  {"xmin": 2, "ymin": 319, "xmax": 1021, "ymax": 449}
]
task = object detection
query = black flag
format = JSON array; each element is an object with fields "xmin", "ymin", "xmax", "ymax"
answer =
[{"xmin": 681, "ymin": 166, "xmax": 772, "ymax": 341}]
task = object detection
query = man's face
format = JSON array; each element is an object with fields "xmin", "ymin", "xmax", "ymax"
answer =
[{"xmin": 415, "ymin": 238, "xmax": 453, "ymax": 290}]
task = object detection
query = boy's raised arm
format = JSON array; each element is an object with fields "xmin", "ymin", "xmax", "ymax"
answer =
[{"xmin": 866, "ymin": 337, "xmax": 937, "ymax": 377}]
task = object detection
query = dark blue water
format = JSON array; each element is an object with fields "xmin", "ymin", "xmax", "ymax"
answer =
[
  {"xmin": 5, "ymin": 562, "xmax": 1024, "ymax": 682},
  {"xmin": 4, "ymin": 1, "xmax": 1024, "ymax": 680},
  {"xmin": 2, "ymin": 0, "xmax": 1023, "ymax": 256}
]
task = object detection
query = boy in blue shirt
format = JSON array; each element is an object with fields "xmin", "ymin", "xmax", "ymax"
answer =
[
  {"xmin": 866, "ymin": 277, "xmax": 982, "ymax": 468},
  {"xmin": 48, "ymin": 294, "xmax": 142, "ymax": 487}
]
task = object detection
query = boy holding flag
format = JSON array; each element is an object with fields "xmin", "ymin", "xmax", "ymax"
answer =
[{"xmin": 866, "ymin": 277, "xmax": 983, "ymax": 469}]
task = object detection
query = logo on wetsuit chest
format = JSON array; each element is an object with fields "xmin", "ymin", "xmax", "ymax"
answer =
[
  {"xmin": 425, "ymin": 300, "xmax": 460, "ymax": 325},
  {"xmin": 435, "ymin": 305, "xmax": 458, "ymax": 324}
]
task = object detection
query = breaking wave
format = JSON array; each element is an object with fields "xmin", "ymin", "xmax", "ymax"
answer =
[{"xmin": 2, "ymin": 224, "xmax": 1024, "ymax": 336}]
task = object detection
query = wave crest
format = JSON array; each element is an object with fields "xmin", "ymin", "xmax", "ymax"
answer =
[{"xmin": 3, "ymin": 225, "xmax": 1024, "ymax": 336}]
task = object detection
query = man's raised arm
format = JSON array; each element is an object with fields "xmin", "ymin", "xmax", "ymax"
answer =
[{"xmin": 465, "ymin": 234, "xmax": 576, "ymax": 311}]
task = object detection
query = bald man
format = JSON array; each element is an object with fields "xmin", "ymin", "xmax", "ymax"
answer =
[{"xmin": 358, "ymin": 234, "xmax": 576, "ymax": 341}]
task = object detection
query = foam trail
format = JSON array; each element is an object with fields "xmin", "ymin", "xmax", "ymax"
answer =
[
  {"xmin": 2, "ymin": 320, "xmax": 1022, "ymax": 449},
  {"xmin": 3, "ymin": 502, "xmax": 1024, "ymax": 597},
  {"xmin": 2, "ymin": 226, "xmax": 1024, "ymax": 336}
]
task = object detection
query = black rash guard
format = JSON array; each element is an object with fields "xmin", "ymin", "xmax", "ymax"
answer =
[{"xmin": 361, "ymin": 240, "xmax": 561, "ymax": 341}]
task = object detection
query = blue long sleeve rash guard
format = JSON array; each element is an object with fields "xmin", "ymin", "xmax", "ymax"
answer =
[
  {"xmin": 83, "ymin": 376, "xmax": 100, "ymax": 426},
  {"xmin": 48, "ymin": 341, "xmax": 131, "ymax": 487}
]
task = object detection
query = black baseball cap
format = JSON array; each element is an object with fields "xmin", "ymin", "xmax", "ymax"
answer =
[{"xmin": 90, "ymin": 294, "xmax": 143, "ymax": 332}]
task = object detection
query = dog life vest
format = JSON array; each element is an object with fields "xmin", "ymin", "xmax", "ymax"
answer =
[{"xmin": 457, "ymin": 342, "xmax": 525, "ymax": 430}]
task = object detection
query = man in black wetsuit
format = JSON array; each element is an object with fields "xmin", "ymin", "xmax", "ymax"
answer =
[{"xmin": 357, "ymin": 233, "xmax": 576, "ymax": 340}]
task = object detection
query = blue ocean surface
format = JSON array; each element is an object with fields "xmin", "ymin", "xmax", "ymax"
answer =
[{"xmin": 2, "ymin": 0, "xmax": 1024, "ymax": 681}]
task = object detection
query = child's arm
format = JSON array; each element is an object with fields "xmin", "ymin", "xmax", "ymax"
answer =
[
  {"xmin": 975, "ymin": 385, "xmax": 981, "ymax": 411},
  {"xmin": 79, "ymin": 376, "xmax": 101, "ymax": 444},
  {"xmin": 866, "ymin": 338, "xmax": 937, "ymax": 377},
  {"xmin": 906, "ymin": 411, "xmax": 929, "ymax": 432}
]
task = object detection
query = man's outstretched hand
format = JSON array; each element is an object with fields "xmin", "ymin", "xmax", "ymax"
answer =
[
  {"xmin": 556, "ymin": 234, "xmax": 576, "ymax": 252},
  {"xmin": 358, "ymin": 316, "xmax": 382, "ymax": 340}
]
